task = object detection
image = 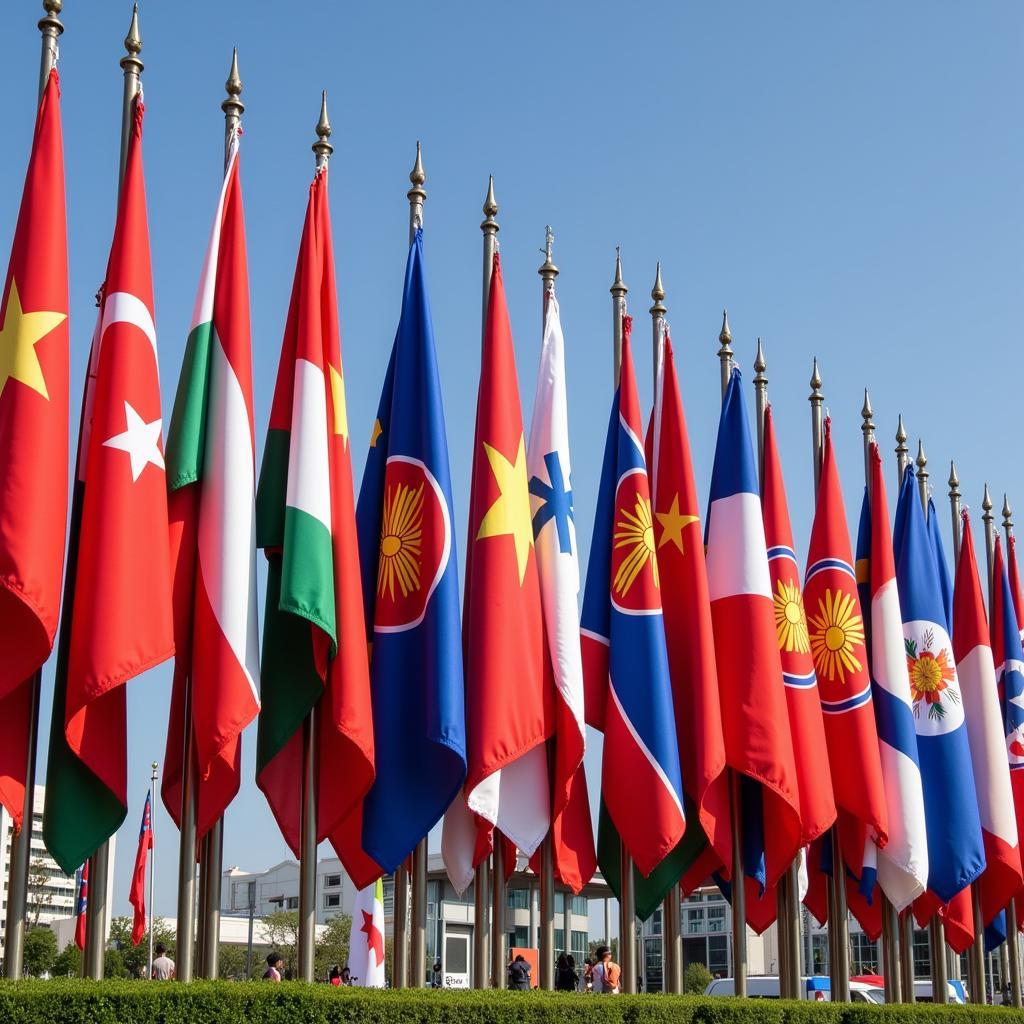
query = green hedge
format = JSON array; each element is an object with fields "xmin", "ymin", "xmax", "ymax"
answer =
[{"xmin": 0, "ymin": 981, "xmax": 1019, "ymax": 1024}]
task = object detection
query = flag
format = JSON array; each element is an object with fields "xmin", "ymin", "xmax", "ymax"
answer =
[
  {"xmin": 704, "ymin": 367, "xmax": 801, "ymax": 925},
  {"xmin": 581, "ymin": 317, "xmax": 685, "ymax": 891},
  {"xmin": 0, "ymin": 69, "xmax": 68, "ymax": 827},
  {"xmin": 892, "ymin": 466, "xmax": 985, "ymax": 905},
  {"xmin": 353, "ymin": 229, "xmax": 466, "ymax": 885},
  {"xmin": 993, "ymin": 536, "xmax": 1024, "ymax": 932},
  {"xmin": 955, "ymin": 520, "xmax": 1022, "ymax": 943},
  {"xmin": 347, "ymin": 878, "xmax": 386, "ymax": 987},
  {"xmin": 855, "ymin": 443, "xmax": 928, "ymax": 913},
  {"xmin": 44, "ymin": 96, "xmax": 174, "ymax": 875},
  {"xmin": 255, "ymin": 164, "xmax": 374, "ymax": 871},
  {"xmin": 638, "ymin": 325, "xmax": 729, "ymax": 910},
  {"xmin": 525, "ymin": 288, "xmax": 595, "ymax": 893},
  {"xmin": 162, "ymin": 132, "xmax": 260, "ymax": 841},
  {"xmin": 74, "ymin": 861, "xmax": 88, "ymax": 951},
  {"xmin": 442, "ymin": 253, "xmax": 550, "ymax": 891},
  {"xmin": 802, "ymin": 419, "xmax": 888, "ymax": 935},
  {"xmin": 128, "ymin": 792, "xmax": 153, "ymax": 946}
]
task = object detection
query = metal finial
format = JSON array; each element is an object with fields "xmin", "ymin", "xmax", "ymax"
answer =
[
  {"xmin": 809, "ymin": 357, "xmax": 823, "ymax": 393},
  {"xmin": 222, "ymin": 48, "xmax": 244, "ymax": 121},
  {"xmin": 407, "ymin": 142, "xmax": 426, "ymax": 231},
  {"xmin": 124, "ymin": 3, "xmax": 142, "ymax": 54},
  {"xmin": 983, "ymin": 484, "xmax": 994, "ymax": 516},
  {"xmin": 861, "ymin": 389, "xmax": 873, "ymax": 422},
  {"xmin": 948, "ymin": 460, "xmax": 959, "ymax": 492},
  {"xmin": 719, "ymin": 309, "xmax": 732, "ymax": 344},
  {"xmin": 312, "ymin": 91, "xmax": 333, "ymax": 165},
  {"xmin": 895, "ymin": 414, "xmax": 907, "ymax": 445},
  {"xmin": 649, "ymin": 263, "xmax": 666, "ymax": 317},
  {"xmin": 410, "ymin": 141, "xmax": 425, "ymax": 187},
  {"xmin": 42, "ymin": 0, "xmax": 63, "ymax": 13},
  {"xmin": 610, "ymin": 247, "xmax": 627, "ymax": 298},
  {"xmin": 1003, "ymin": 494, "xmax": 1013, "ymax": 531},
  {"xmin": 483, "ymin": 175, "xmax": 498, "ymax": 218},
  {"xmin": 538, "ymin": 225, "xmax": 559, "ymax": 282},
  {"xmin": 916, "ymin": 439, "xmax": 927, "ymax": 472},
  {"xmin": 915, "ymin": 439, "xmax": 929, "ymax": 510},
  {"xmin": 753, "ymin": 337, "xmax": 767, "ymax": 375}
]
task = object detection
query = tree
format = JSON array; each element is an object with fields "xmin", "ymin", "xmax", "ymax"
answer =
[
  {"xmin": 314, "ymin": 913, "xmax": 351, "ymax": 982},
  {"xmin": 260, "ymin": 909, "xmax": 299, "ymax": 978},
  {"xmin": 22, "ymin": 926, "xmax": 56, "ymax": 977},
  {"xmin": 217, "ymin": 942, "xmax": 249, "ymax": 981},
  {"xmin": 107, "ymin": 915, "xmax": 176, "ymax": 979},
  {"xmin": 104, "ymin": 947, "xmax": 128, "ymax": 979},
  {"xmin": 26, "ymin": 857, "xmax": 55, "ymax": 927},
  {"xmin": 51, "ymin": 942, "xmax": 81, "ymax": 978},
  {"xmin": 684, "ymin": 961, "xmax": 713, "ymax": 994}
]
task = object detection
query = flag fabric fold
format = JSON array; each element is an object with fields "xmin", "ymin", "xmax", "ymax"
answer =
[
  {"xmin": 354, "ymin": 229, "xmax": 466, "ymax": 885},
  {"xmin": 525, "ymin": 288, "xmax": 595, "ymax": 893},
  {"xmin": 255, "ymin": 165, "xmax": 374, "ymax": 873},
  {"xmin": 44, "ymin": 97, "xmax": 174, "ymax": 874},
  {"xmin": 0, "ymin": 68, "xmax": 69, "ymax": 826},
  {"xmin": 129, "ymin": 791, "xmax": 153, "ymax": 946},
  {"xmin": 442, "ymin": 252, "xmax": 550, "ymax": 892},
  {"xmin": 162, "ymin": 133, "xmax": 260, "ymax": 841},
  {"xmin": 581, "ymin": 317, "xmax": 685, "ymax": 892}
]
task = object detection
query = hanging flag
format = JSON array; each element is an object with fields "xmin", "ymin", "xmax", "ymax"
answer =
[
  {"xmin": 581, "ymin": 317, "xmax": 685, "ymax": 890},
  {"xmin": 892, "ymin": 466, "xmax": 985, "ymax": 906},
  {"xmin": 43, "ymin": 96, "xmax": 174, "ymax": 875},
  {"xmin": 802, "ymin": 419, "xmax": 888, "ymax": 935},
  {"xmin": 128, "ymin": 791, "xmax": 153, "ymax": 946},
  {"xmin": 162, "ymin": 132, "xmax": 260, "ymax": 842},
  {"xmin": 347, "ymin": 877, "xmax": 386, "ymax": 987},
  {"xmin": 353, "ymin": 229, "xmax": 466, "ymax": 885},
  {"xmin": 855, "ymin": 443, "xmax": 928, "ymax": 913},
  {"xmin": 524, "ymin": 288, "xmax": 595, "ymax": 893},
  {"xmin": 630, "ymin": 325, "xmax": 728, "ymax": 916},
  {"xmin": 704, "ymin": 367, "xmax": 801, "ymax": 924},
  {"xmin": 255, "ymin": 164, "xmax": 374, "ymax": 872},
  {"xmin": 955, "ymin": 520, "xmax": 1022, "ymax": 944},
  {"xmin": 74, "ymin": 861, "xmax": 88, "ymax": 951},
  {"xmin": 442, "ymin": 253, "xmax": 550, "ymax": 892},
  {"xmin": 0, "ymin": 69, "xmax": 68, "ymax": 828}
]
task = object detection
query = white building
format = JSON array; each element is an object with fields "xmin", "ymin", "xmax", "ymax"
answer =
[{"xmin": 0, "ymin": 785, "xmax": 116, "ymax": 966}]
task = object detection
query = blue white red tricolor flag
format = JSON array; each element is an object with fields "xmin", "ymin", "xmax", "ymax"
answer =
[
  {"xmin": 74, "ymin": 860, "xmax": 88, "ymax": 951},
  {"xmin": 704, "ymin": 367, "xmax": 801, "ymax": 922},
  {"xmin": 581, "ymin": 316, "xmax": 685, "ymax": 878},
  {"xmin": 892, "ymin": 466, "xmax": 985, "ymax": 906},
  {"xmin": 855, "ymin": 443, "xmax": 928, "ymax": 912},
  {"xmin": 129, "ymin": 791, "xmax": 153, "ymax": 946}
]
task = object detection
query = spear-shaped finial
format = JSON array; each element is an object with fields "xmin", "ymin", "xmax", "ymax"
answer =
[
  {"xmin": 37, "ymin": 1, "xmax": 64, "ymax": 101},
  {"xmin": 861, "ymin": 389, "xmax": 875, "ymax": 441},
  {"xmin": 809, "ymin": 358, "xmax": 824, "ymax": 491},
  {"xmin": 223, "ymin": 48, "xmax": 244, "ymax": 119},
  {"xmin": 915, "ymin": 439, "xmax": 929, "ymax": 512},
  {"xmin": 753, "ymin": 337, "xmax": 767, "ymax": 377},
  {"xmin": 312, "ymin": 91, "xmax": 333, "ymax": 166},
  {"xmin": 118, "ymin": 3, "xmax": 144, "ymax": 192},
  {"xmin": 611, "ymin": 247, "xmax": 627, "ymax": 298},
  {"xmin": 1003, "ymin": 494, "xmax": 1013, "ymax": 534},
  {"xmin": 717, "ymin": 310, "xmax": 733, "ymax": 399},
  {"xmin": 649, "ymin": 263, "xmax": 666, "ymax": 318},
  {"xmin": 124, "ymin": 2, "xmax": 142, "ymax": 56},
  {"xmin": 809, "ymin": 357, "xmax": 823, "ymax": 395},
  {"xmin": 948, "ymin": 460, "xmax": 960, "ymax": 496},
  {"xmin": 895, "ymin": 414, "xmax": 909, "ymax": 485},
  {"xmin": 983, "ymin": 483, "xmax": 994, "ymax": 518},
  {"xmin": 947, "ymin": 460, "xmax": 963, "ymax": 560},
  {"xmin": 407, "ymin": 142, "xmax": 426, "ymax": 240},
  {"xmin": 538, "ymin": 225, "xmax": 559, "ymax": 285},
  {"xmin": 483, "ymin": 174, "xmax": 498, "ymax": 220}
]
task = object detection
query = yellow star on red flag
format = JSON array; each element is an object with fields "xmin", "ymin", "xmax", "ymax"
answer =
[{"xmin": 0, "ymin": 279, "xmax": 65, "ymax": 401}]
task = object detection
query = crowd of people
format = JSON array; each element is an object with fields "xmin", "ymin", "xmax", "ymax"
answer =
[{"xmin": 506, "ymin": 945, "xmax": 622, "ymax": 993}]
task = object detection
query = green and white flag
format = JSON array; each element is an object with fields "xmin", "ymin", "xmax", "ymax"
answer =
[{"xmin": 347, "ymin": 877, "xmax": 386, "ymax": 987}]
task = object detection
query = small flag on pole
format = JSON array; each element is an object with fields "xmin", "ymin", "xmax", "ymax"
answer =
[
  {"xmin": 347, "ymin": 878, "xmax": 386, "ymax": 987},
  {"xmin": 129, "ymin": 792, "xmax": 153, "ymax": 946},
  {"xmin": 74, "ymin": 861, "xmax": 88, "ymax": 951}
]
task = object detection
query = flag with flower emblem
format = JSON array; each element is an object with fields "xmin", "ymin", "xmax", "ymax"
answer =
[{"xmin": 892, "ymin": 465, "xmax": 985, "ymax": 904}]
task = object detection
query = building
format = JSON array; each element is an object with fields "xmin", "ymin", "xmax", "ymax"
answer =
[{"xmin": 0, "ymin": 785, "xmax": 116, "ymax": 967}]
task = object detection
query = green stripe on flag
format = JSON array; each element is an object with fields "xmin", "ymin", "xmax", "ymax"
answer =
[
  {"xmin": 255, "ymin": 428, "xmax": 290, "ymax": 549},
  {"xmin": 279, "ymin": 504, "xmax": 336, "ymax": 646},
  {"xmin": 165, "ymin": 321, "xmax": 213, "ymax": 492}
]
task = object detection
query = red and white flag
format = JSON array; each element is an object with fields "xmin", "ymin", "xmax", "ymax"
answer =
[{"xmin": 128, "ymin": 791, "xmax": 153, "ymax": 946}]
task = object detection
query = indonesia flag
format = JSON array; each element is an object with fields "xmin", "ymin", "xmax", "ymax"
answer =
[
  {"xmin": 955, "ymin": 519, "xmax": 1022, "ymax": 938},
  {"xmin": 856, "ymin": 443, "xmax": 927, "ymax": 912},
  {"xmin": 525, "ymin": 287, "xmax": 595, "ymax": 893},
  {"xmin": 581, "ymin": 318, "xmax": 685, "ymax": 879},
  {"xmin": 705, "ymin": 368, "xmax": 801, "ymax": 917}
]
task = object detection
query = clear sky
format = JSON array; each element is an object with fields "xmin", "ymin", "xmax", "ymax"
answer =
[{"xmin": 1, "ymin": 1, "xmax": 1022, "ymax": 926}]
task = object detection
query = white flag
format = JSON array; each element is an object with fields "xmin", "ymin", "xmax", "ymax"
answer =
[{"xmin": 347, "ymin": 878, "xmax": 386, "ymax": 987}]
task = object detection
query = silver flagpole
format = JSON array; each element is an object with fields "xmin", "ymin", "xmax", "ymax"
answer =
[
  {"xmin": 148, "ymin": 762, "xmax": 158, "ymax": 979},
  {"xmin": 915, "ymin": 442, "xmax": 949, "ymax": 1006},
  {"xmin": 407, "ymin": 142, "xmax": 428, "ymax": 990},
  {"xmin": 650, "ymin": 266, "xmax": 682, "ymax": 996},
  {"xmin": 611, "ymin": 251, "xmax": 636, "ymax": 994},
  {"xmin": 3, "ymin": 0, "xmax": 64, "ymax": 982},
  {"xmin": 537, "ymin": 228, "xmax": 559, "ymax": 993},
  {"xmin": 1000, "ymin": 496, "xmax": 1024, "ymax": 1009}
]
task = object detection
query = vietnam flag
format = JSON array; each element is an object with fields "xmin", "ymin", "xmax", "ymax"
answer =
[
  {"xmin": 163, "ymin": 131, "xmax": 260, "ymax": 841},
  {"xmin": 255, "ymin": 163, "xmax": 374, "ymax": 872},
  {"xmin": 0, "ymin": 69, "xmax": 68, "ymax": 826},
  {"xmin": 442, "ymin": 252, "xmax": 550, "ymax": 892},
  {"xmin": 44, "ymin": 96, "xmax": 174, "ymax": 874}
]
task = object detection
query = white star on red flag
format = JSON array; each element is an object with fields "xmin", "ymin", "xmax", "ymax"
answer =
[{"xmin": 102, "ymin": 400, "xmax": 164, "ymax": 482}]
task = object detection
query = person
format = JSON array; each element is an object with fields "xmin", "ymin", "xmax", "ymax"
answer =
[
  {"xmin": 582, "ymin": 958, "xmax": 594, "ymax": 992},
  {"xmin": 508, "ymin": 953, "xmax": 532, "ymax": 990},
  {"xmin": 431, "ymin": 960, "xmax": 443, "ymax": 988},
  {"xmin": 591, "ymin": 945, "xmax": 620, "ymax": 993},
  {"xmin": 341, "ymin": 967, "xmax": 352, "ymax": 985},
  {"xmin": 328, "ymin": 965, "xmax": 342, "ymax": 986},
  {"xmin": 263, "ymin": 952, "xmax": 284, "ymax": 982},
  {"xmin": 555, "ymin": 952, "xmax": 578, "ymax": 992},
  {"xmin": 151, "ymin": 943, "xmax": 175, "ymax": 980}
]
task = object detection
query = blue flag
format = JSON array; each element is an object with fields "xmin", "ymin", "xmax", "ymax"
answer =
[{"xmin": 355, "ymin": 229, "xmax": 466, "ymax": 872}]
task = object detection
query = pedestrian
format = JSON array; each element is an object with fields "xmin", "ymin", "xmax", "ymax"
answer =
[
  {"xmin": 431, "ymin": 959, "xmax": 443, "ymax": 988},
  {"xmin": 341, "ymin": 967, "xmax": 352, "ymax": 985},
  {"xmin": 508, "ymin": 953, "xmax": 532, "ymax": 990},
  {"xmin": 591, "ymin": 945, "xmax": 620, "ymax": 993},
  {"xmin": 263, "ymin": 952, "xmax": 284, "ymax": 981},
  {"xmin": 555, "ymin": 952, "xmax": 578, "ymax": 992},
  {"xmin": 582, "ymin": 958, "xmax": 594, "ymax": 992},
  {"xmin": 151, "ymin": 943, "xmax": 175, "ymax": 980},
  {"xmin": 328, "ymin": 965, "xmax": 342, "ymax": 986}
]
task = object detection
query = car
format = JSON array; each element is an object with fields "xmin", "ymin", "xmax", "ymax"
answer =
[{"xmin": 703, "ymin": 976, "xmax": 882, "ymax": 1001}]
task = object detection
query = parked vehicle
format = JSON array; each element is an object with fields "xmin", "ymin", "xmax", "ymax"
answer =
[{"xmin": 704, "ymin": 976, "xmax": 881, "ymax": 1002}]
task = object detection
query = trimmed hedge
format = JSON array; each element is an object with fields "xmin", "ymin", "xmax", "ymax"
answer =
[{"xmin": 0, "ymin": 981, "xmax": 1019, "ymax": 1024}]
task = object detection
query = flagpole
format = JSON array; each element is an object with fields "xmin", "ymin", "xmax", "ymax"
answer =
[
  {"xmin": 649, "ymin": 266, "xmax": 682, "ymax": 996},
  {"xmin": 610, "ymin": 251, "xmax": 637, "ymax": 995},
  {"xmin": 862, "ymin": 394, "xmax": 903, "ymax": 1005},
  {"xmin": 407, "ymin": 141, "xmax": 428, "ymax": 990},
  {"xmin": 537, "ymin": 228, "xmax": 559, "ymax": 993},
  {"xmin": 1, "ymin": 0, "xmax": 65, "ymax": 983},
  {"xmin": 717, "ymin": 312, "xmax": 746, "ymax": 998},
  {"xmin": 148, "ymin": 762, "xmax": 158, "ymax": 979},
  {"xmin": 1000, "ymin": 497, "xmax": 1024, "ymax": 1009}
]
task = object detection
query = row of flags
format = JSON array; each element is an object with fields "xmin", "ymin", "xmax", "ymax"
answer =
[{"xmin": 4, "ymin": 68, "xmax": 1024, "ymax": 966}]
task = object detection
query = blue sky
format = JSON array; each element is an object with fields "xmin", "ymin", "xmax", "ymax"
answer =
[{"xmin": 1, "ymin": 1, "xmax": 1022, "ymax": 925}]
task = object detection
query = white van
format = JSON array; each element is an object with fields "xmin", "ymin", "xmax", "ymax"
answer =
[{"xmin": 704, "ymin": 976, "xmax": 882, "ymax": 1002}]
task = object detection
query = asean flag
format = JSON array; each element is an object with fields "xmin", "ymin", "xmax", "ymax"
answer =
[
  {"xmin": 705, "ymin": 368, "xmax": 801, "ymax": 922},
  {"xmin": 581, "ymin": 318, "xmax": 685, "ymax": 880}
]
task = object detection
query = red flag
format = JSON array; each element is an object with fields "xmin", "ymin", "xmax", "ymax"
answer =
[
  {"xmin": 0, "ymin": 69, "xmax": 68, "ymax": 825},
  {"xmin": 74, "ymin": 861, "xmax": 88, "ymax": 951},
  {"xmin": 648, "ymin": 331, "xmax": 730, "ymax": 891},
  {"xmin": 442, "ymin": 253, "xmax": 550, "ymax": 891},
  {"xmin": 128, "ymin": 792, "xmax": 153, "ymax": 946}
]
